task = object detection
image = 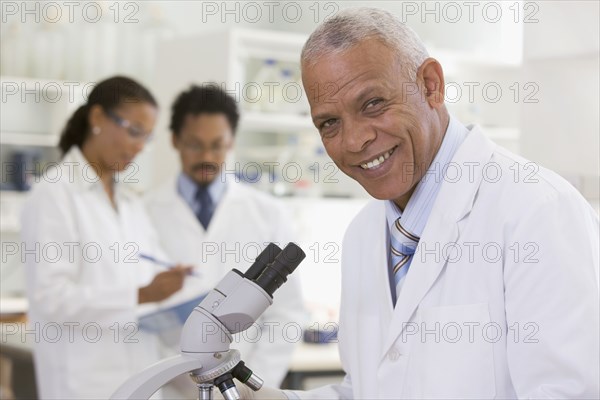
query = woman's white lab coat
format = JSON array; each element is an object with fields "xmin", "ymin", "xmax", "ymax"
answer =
[
  {"xmin": 291, "ymin": 127, "xmax": 600, "ymax": 399},
  {"xmin": 144, "ymin": 178, "xmax": 306, "ymax": 387},
  {"xmin": 21, "ymin": 147, "xmax": 165, "ymax": 399}
]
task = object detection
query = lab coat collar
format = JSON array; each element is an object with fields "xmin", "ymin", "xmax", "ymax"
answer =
[
  {"xmin": 61, "ymin": 146, "xmax": 134, "ymax": 201},
  {"xmin": 150, "ymin": 175, "xmax": 243, "ymax": 236},
  {"xmin": 177, "ymin": 171, "xmax": 228, "ymax": 210},
  {"xmin": 380, "ymin": 125, "xmax": 497, "ymax": 358},
  {"xmin": 153, "ymin": 174, "xmax": 241, "ymax": 206}
]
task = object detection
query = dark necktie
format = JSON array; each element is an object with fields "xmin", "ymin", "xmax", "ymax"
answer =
[{"xmin": 195, "ymin": 186, "xmax": 214, "ymax": 230}]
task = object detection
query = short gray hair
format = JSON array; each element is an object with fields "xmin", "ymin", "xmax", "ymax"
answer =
[{"xmin": 301, "ymin": 7, "xmax": 429, "ymax": 81}]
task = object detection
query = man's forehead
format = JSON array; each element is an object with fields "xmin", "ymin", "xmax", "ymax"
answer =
[
  {"xmin": 303, "ymin": 45, "xmax": 396, "ymax": 84},
  {"xmin": 302, "ymin": 39, "xmax": 395, "ymax": 71},
  {"xmin": 183, "ymin": 113, "xmax": 228, "ymax": 126},
  {"xmin": 304, "ymin": 62, "xmax": 394, "ymax": 105},
  {"xmin": 181, "ymin": 114, "xmax": 230, "ymax": 135}
]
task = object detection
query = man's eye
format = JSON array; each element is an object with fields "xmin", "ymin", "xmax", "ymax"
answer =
[
  {"xmin": 130, "ymin": 127, "xmax": 144, "ymax": 137},
  {"xmin": 320, "ymin": 119, "xmax": 337, "ymax": 129},
  {"xmin": 365, "ymin": 98, "xmax": 383, "ymax": 110}
]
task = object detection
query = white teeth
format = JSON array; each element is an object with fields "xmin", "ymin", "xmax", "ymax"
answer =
[{"xmin": 360, "ymin": 147, "xmax": 396, "ymax": 170}]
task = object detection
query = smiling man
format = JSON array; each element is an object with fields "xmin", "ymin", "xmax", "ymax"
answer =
[
  {"xmin": 306, "ymin": 38, "xmax": 447, "ymax": 210},
  {"xmin": 240, "ymin": 7, "xmax": 599, "ymax": 400}
]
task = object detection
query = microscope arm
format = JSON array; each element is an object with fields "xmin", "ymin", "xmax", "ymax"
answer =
[{"xmin": 111, "ymin": 355, "xmax": 203, "ymax": 400}]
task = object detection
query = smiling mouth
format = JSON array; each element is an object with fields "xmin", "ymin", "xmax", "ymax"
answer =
[{"xmin": 359, "ymin": 146, "xmax": 398, "ymax": 170}]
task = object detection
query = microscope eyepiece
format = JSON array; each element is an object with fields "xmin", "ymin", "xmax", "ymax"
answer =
[
  {"xmin": 253, "ymin": 243, "xmax": 305, "ymax": 297},
  {"xmin": 243, "ymin": 243, "xmax": 282, "ymax": 280}
]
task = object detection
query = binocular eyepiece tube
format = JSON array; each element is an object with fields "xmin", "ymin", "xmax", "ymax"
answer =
[{"xmin": 242, "ymin": 243, "xmax": 305, "ymax": 297}]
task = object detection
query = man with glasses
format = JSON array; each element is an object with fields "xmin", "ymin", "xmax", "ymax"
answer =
[{"xmin": 144, "ymin": 85, "xmax": 305, "ymax": 397}]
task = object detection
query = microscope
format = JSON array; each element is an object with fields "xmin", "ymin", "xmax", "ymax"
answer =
[{"xmin": 111, "ymin": 242, "xmax": 305, "ymax": 400}]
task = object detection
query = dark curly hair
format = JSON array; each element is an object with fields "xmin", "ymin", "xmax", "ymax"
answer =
[{"xmin": 170, "ymin": 84, "xmax": 240, "ymax": 137}]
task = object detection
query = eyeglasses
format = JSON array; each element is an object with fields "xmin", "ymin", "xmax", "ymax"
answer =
[
  {"xmin": 179, "ymin": 141, "xmax": 229, "ymax": 156},
  {"xmin": 105, "ymin": 110, "xmax": 153, "ymax": 141}
]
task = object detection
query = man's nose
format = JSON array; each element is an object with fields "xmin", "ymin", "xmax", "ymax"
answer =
[
  {"xmin": 343, "ymin": 120, "xmax": 376, "ymax": 153},
  {"xmin": 198, "ymin": 150, "xmax": 217, "ymax": 162}
]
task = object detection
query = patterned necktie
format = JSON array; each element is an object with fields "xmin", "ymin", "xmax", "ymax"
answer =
[
  {"xmin": 196, "ymin": 186, "xmax": 214, "ymax": 230},
  {"xmin": 390, "ymin": 217, "xmax": 420, "ymax": 304}
]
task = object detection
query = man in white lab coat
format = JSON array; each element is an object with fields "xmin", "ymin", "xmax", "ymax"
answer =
[
  {"xmin": 144, "ymin": 85, "xmax": 305, "ymax": 392},
  {"xmin": 243, "ymin": 7, "xmax": 600, "ymax": 400}
]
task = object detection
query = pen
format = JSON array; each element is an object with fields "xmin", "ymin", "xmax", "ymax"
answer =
[{"xmin": 138, "ymin": 253, "xmax": 201, "ymax": 277}]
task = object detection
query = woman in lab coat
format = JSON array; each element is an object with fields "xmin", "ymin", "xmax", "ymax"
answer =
[{"xmin": 21, "ymin": 76, "xmax": 190, "ymax": 400}]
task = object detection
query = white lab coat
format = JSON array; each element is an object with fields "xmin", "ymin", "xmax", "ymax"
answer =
[
  {"xmin": 144, "ymin": 178, "xmax": 306, "ymax": 387},
  {"xmin": 291, "ymin": 126, "xmax": 600, "ymax": 399},
  {"xmin": 21, "ymin": 147, "xmax": 166, "ymax": 399}
]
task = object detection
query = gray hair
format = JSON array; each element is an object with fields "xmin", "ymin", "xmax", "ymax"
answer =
[{"xmin": 301, "ymin": 7, "xmax": 429, "ymax": 81}]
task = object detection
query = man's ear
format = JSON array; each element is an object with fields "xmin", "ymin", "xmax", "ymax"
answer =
[
  {"xmin": 225, "ymin": 130, "xmax": 235, "ymax": 150},
  {"xmin": 171, "ymin": 133, "xmax": 178, "ymax": 149},
  {"xmin": 417, "ymin": 58, "xmax": 445, "ymax": 109},
  {"xmin": 226, "ymin": 140, "xmax": 234, "ymax": 151}
]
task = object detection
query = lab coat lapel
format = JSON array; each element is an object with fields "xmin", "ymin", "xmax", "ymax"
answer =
[
  {"xmin": 156, "ymin": 177, "xmax": 205, "ymax": 236},
  {"xmin": 381, "ymin": 126, "xmax": 497, "ymax": 356},
  {"xmin": 372, "ymin": 202, "xmax": 395, "ymax": 341},
  {"xmin": 202, "ymin": 181, "xmax": 240, "ymax": 238}
]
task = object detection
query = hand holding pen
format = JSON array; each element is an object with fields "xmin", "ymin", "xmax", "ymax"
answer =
[
  {"xmin": 137, "ymin": 254, "xmax": 197, "ymax": 304},
  {"xmin": 138, "ymin": 253, "xmax": 201, "ymax": 277}
]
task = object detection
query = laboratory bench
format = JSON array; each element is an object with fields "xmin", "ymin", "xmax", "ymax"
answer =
[
  {"xmin": 0, "ymin": 314, "xmax": 37, "ymax": 400},
  {"xmin": 283, "ymin": 342, "xmax": 344, "ymax": 390},
  {"xmin": 0, "ymin": 305, "xmax": 343, "ymax": 398}
]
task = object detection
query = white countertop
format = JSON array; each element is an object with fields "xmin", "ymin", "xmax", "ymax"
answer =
[{"xmin": 289, "ymin": 342, "xmax": 342, "ymax": 372}]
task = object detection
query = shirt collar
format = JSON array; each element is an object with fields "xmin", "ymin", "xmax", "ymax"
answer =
[
  {"xmin": 177, "ymin": 172, "xmax": 227, "ymax": 205},
  {"xmin": 385, "ymin": 114, "xmax": 468, "ymax": 237}
]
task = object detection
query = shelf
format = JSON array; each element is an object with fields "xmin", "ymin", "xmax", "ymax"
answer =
[
  {"xmin": 0, "ymin": 76, "xmax": 91, "ymax": 92},
  {"xmin": 233, "ymin": 29, "xmax": 307, "ymax": 64},
  {"xmin": 0, "ymin": 131, "xmax": 59, "ymax": 147},
  {"xmin": 239, "ymin": 111, "xmax": 315, "ymax": 133},
  {"xmin": 235, "ymin": 145, "xmax": 283, "ymax": 160},
  {"xmin": 1, "ymin": 76, "xmax": 63, "ymax": 91},
  {"xmin": 0, "ymin": 297, "xmax": 28, "ymax": 315},
  {"xmin": 0, "ymin": 191, "xmax": 27, "ymax": 233},
  {"xmin": 0, "ymin": 221, "xmax": 20, "ymax": 233}
]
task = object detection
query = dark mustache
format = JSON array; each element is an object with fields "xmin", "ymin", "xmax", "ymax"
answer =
[{"xmin": 192, "ymin": 163, "xmax": 219, "ymax": 172}]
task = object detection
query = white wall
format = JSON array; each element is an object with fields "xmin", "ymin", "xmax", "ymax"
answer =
[{"xmin": 520, "ymin": 1, "xmax": 599, "ymax": 199}]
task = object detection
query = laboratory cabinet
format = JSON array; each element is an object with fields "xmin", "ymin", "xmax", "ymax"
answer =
[{"xmin": 152, "ymin": 28, "xmax": 366, "ymax": 198}]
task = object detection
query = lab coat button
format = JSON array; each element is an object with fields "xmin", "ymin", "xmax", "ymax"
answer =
[{"xmin": 388, "ymin": 348, "xmax": 401, "ymax": 361}]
